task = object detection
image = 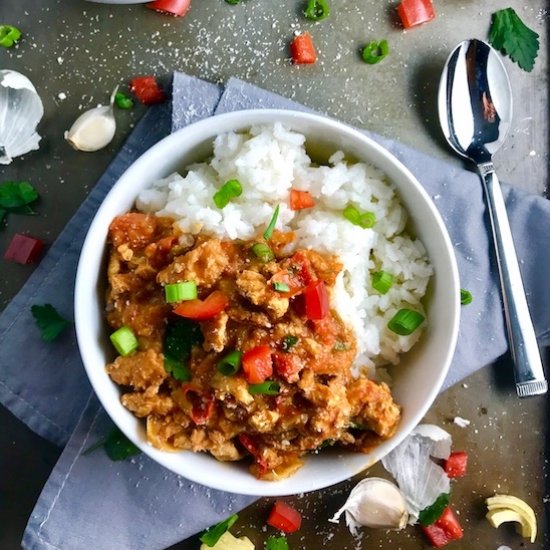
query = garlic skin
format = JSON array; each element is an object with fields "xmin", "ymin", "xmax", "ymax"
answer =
[
  {"xmin": 0, "ymin": 70, "xmax": 44, "ymax": 164},
  {"xmin": 329, "ymin": 477, "xmax": 408, "ymax": 536},
  {"xmin": 64, "ymin": 87, "xmax": 117, "ymax": 152}
]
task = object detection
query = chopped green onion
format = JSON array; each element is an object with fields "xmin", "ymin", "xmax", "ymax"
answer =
[
  {"xmin": 199, "ymin": 514, "xmax": 239, "ymax": 547},
  {"xmin": 213, "ymin": 179, "xmax": 242, "ymax": 209},
  {"xmin": 460, "ymin": 289, "xmax": 473, "ymax": 305},
  {"xmin": 224, "ymin": 0, "xmax": 240, "ymax": 4},
  {"xmin": 0, "ymin": 25, "xmax": 21, "ymax": 48},
  {"xmin": 343, "ymin": 204, "xmax": 376, "ymax": 229},
  {"xmin": 361, "ymin": 39, "xmax": 390, "ymax": 64},
  {"xmin": 281, "ymin": 335, "xmax": 299, "ymax": 351},
  {"xmin": 387, "ymin": 309, "xmax": 425, "ymax": 335},
  {"xmin": 217, "ymin": 350, "xmax": 242, "ymax": 376},
  {"xmin": 249, "ymin": 381, "xmax": 280, "ymax": 395},
  {"xmin": 266, "ymin": 535, "xmax": 290, "ymax": 550},
  {"xmin": 164, "ymin": 281, "xmax": 197, "ymax": 303},
  {"xmin": 110, "ymin": 326, "xmax": 138, "ymax": 356},
  {"xmin": 164, "ymin": 356, "xmax": 191, "ymax": 381},
  {"xmin": 304, "ymin": 0, "xmax": 330, "ymax": 21},
  {"xmin": 372, "ymin": 271, "xmax": 394, "ymax": 294},
  {"xmin": 251, "ymin": 242, "xmax": 275, "ymax": 263},
  {"xmin": 114, "ymin": 92, "xmax": 134, "ymax": 110},
  {"xmin": 273, "ymin": 282, "xmax": 290, "ymax": 292},
  {"xmin": 263, "ymin": 204, "xmax": 280, "ymax": 240}
]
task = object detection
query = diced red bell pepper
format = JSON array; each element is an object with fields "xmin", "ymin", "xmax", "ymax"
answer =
[
  {"xmin": 130, "ymin": 76, "xmax": 166, "ymax": 105},
  {"xmin": 242, "ymin": 345, "xmax": 273, "ymax": 384},
  {"xmin": 289, "ymin": 189, "xmax": 315, "ymax": 210},
  {"xmin": 444, "ymin": 451, "xmax": 468, "ymax": 479},
  {"xmin": 4, "ymin": 233, "xmax": 44, "ymax": 264},
  {"xmin": 273, "ymin": 351, "xmax": 303, "ymax": 383},
  {"xmin": 146, "ymin": 0, "xmax": 191, "ymax": 17},
  {"xmin": 290, "ymin": 32, "xmax": 317, "ymax": 65},
  {"xmin": 181, "ymin": 384, "xmax": 215, "ymax": 425},
  {"xmin": 304, "ymin": 280, "xmax": 329, "ymax": 320},
  {"xmin": 421, "ymin": 507, "xmax": 463, "ymax": 548},
  {"xmin": 397, "ymin": 0, "xmax": 435, "ymax": 29},
  {"xmin": 267, "ymin": 500, "xmax": 302, "ymax": 533},
  {"xmin": 173, "ymin": 290, "xmax": 229, "ymax": 320}
]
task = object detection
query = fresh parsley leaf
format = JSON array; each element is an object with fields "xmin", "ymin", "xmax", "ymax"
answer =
[
  {"xmin": 0, "ymin": 181, "xmax": 39, "ymax": 209},
  {"xmin": 418, "ymin": 493, "xmax": 450, "ymax": 526},
  {"xmin": 163, "ymin": 317, "xmax": 202, "ymax": 380},
  {"xmin": 30, "ymin": 304, "xmax": 72, "ymax": 342},
  {"xmin": 103, "ymin": 426, "xmax": 141, "ymax": 461},
  {"xmin": 0, "ymin": 209, "xmax": 6, "ymax": 225},
  {"xmin": 266, "ymin": 536, "xmax": 289, "ymax": 550},
  {"xmin": 281, "ymin": 335, "xmax": 298, "ymax": 352},
  {"xmin": 199, "ymin": 514, "xmax": 239, "ymax": 547},
  {"xmin": 489, "ymin": 8, "xmax": 539, "ymax": 72},
  {"xmin": 82, "ymin": 426, "xmax": 141, "ymax": 461},
  {"xmin": 460, "ymin": 289, "xmax": 473, "ymax": 305}
]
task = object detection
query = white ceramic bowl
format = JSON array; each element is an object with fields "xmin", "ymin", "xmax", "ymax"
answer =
[{"xmin": 75, "ymin": 109, "xmax": 460, "ymax": 496}]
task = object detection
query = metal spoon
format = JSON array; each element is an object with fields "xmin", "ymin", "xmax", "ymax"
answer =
[{"xmin": 438, "ymin": 38, "xmax": 547, "ymax": 397}]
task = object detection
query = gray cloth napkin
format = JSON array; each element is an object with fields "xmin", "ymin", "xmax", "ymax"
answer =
[{"xmin": 0, "ymin": 71, "xmax": 544, "ymax": 549}]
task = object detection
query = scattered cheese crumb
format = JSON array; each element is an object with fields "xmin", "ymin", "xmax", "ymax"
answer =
[
  {"xmin": 453, "ymin": 416, "xmax": 471, "ymax": 428},
  {"xmin": 57, "ymin": 92, "xmax": 67, "ymax": 100}
]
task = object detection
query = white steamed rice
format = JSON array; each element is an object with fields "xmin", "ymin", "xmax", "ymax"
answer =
[{"xmin": 136, "ymin": 123, "xmax": 433, "ymax": 375}]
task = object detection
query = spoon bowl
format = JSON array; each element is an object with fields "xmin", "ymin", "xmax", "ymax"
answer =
[{"xmin": 438, "ymin": 39, "xmax": 547, "ymax": 397}]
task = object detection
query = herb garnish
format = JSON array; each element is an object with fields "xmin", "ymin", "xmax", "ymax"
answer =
[
  {"xmin": 460, "ymin": 289, "xmax": 473, "ymax": 305},
  {"xmin": 199, "ymin": 514, "xmax": 239, "ymax": 547},
  {"xmin": 163, "ymin": 317, "xmax": 203, "ymax": 381},
  {"xmin": 266, "ymin": 535, "xmax": 290, "ymax": 550},
  {"xmin": 83, "ymin": 426, "xmax": 141, "ymax": 461},
  {"xmin": 30, "ymin": 304, "xmax": 71, "ymax": 342},
  {"xmin": 281, "ymin": 335, "xmax": 299, "ymax": 352},
  {"xmin": 489, "ymin": 8, "xmax": 539, "ymax": 72},
  {"xmin": 418, "ymin": 493, "xmax": 450, "ymax": 526},
  {"xmin": 0, "ymin": 181, "xmax": 39, "ymax": 225}
]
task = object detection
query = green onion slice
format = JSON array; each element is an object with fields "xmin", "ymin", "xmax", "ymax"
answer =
[
  {"xmin": 213, "ymin": 179, "xmax": 242, "ymax": 209},
  {"xmin": 199, "ymin": 514, "xmax": 239, "ymax": 547},
  {"xmin": 249, "ymin": 381, "xmax": 280, "ymax": 395},
  {"xmin": 251, "ymin": 242, "xmax": 275, "ymax": 263},
  {"xmin": 266, "ymin": 535, "xmax": 290, "ymax": 550},
  {"xmin": 273, "ymin": 282, "xmax": 290, "ymax": 292},
  {"xmin": 217, "ymin": 350, "xmax": 243, "ymax": 376},
  {"xmin": 460, "ymin": 289, "xmax": 473, "ymax": 305},
  {"xmin": 164, "ymin": 281, "xmax": 197, "ymax": 303},
  {"xmin": 164, "ymin": 356, "xmax": 191, "ymax": 381},
  {"xmin": 110, "ymin": 326, "xmax": 138, "ymax": 356},
  {"xmin": 304, "ymin": 0, "xmax": 330, "ymax": 21},
  {"xmin": 0, "ymin": 25, "xmax": 21, "ymax": 48},
  {"xmin": 224, "ymin": 0, "xmax": 240, "ymax": 4},
  {"xmin": 372, "ymin": 271, "xmax": 394, "ymax": 294},
  {"xmin": 387, "ymin": 309, "xmax": 425, "ymax": 335},
  {"xmin": 362, "ymin": 39, "xmax": 390, "ymax": 64},
  {"xmin": 114, "ymin": 92, "xmax": 134, "ymax": 109},
  {"xmin": 263, "ymin": 204, "xmax": 280, "ymax": 240},
  {"xmin": 281, "ymin": 335, "xmax": 299, "ymax": 351},
  {"xmin": 343, "ymin": 204, "xmax": 376, "ymax": 228}
]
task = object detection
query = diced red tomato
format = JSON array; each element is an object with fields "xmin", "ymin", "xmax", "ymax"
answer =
[
  {"xmin": 273, "ymin": 351, "xmax": 303, "ymax": 382},
  {"xmin": 181, "ymin": 384, "xmax": 215, "ymax": 425},
  {"xmin": 173, "ymin": 290, "xmax": 228, "ymax": 320},
  {"xmin": 397, "ymin": 0, "xmax": 435, "ymax": 29},
  {"xmin": 304, "ymin": 280, "xmax": 329, "ymax": 320},
  {"xmin": 146, "ymin": 0, "xmax": 191, "ymax": 17},
  {"xmin": 421, "ymin": 507, "xmax": 463, "ymax": 548},
  {"xmin": 4, "ymin": 233, "xmax": 44, "ymax": 264},
  {"xmin": 267, "ymin": 500, "xmax": 302, "ymax": 533},
  {"xmin": 242, "ymin": 345, "xmax": 273, "ymax": 384},
  {"xmin": 238, "ymin": 433, "xmax": 268, "ymax": 475},
  {"xmin": 130, "ymin": 76, "xmax": 166, "ymax": 105},
  {"xmin": 289, "ymin": 189, "xmax": 315, "ymax": 210},
  {"xmin": 290, "ymin": 32, "xmax": 317, "ymax": 65},
  {"xmin": 444, "ymin": 451, "xmax": 468, "ymax": 479}
]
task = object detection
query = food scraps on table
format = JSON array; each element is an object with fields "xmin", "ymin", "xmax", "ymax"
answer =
[
  {"xmin": 4, "ymin": 233, "xmax": 44, "ymax": 264},
  {"xmin": 290, "ymin": 32, "xmax": 317, "ymax": 64},
  {"xmin": 396, "ymin": 0, "xmax": 435, "ymax": 29},
  {"xmin": 83, "ymin": 425, "xmax": 141, "ymax": 461},
  {"xmin": 485, "ymin": 494, "xmax": 537, "ymax": 543},
  {"xmin": 361, "ymin": 39, "xmax": 390, "ymax": 65},
  {"xmin": 200, "ymin": 514, "xmax": 239, "ymax": 547},
  {"xmin": 0, "ymin": 24, "xmax": 22, "ymax": 48},
  {"xmin": 304, "ymin": 0, "xmax": 330, "ymax": 22},
  {"xmin": 130, "ymin": 75, "xmax": 166, "ymax": 104},
  {"xmin": 267, "ymin": 500, "xmax": 302, "ymax": 533},
  {"xmin": 146, "ymin": 0, "xmax": 191, "ymax": 17},
  {"xmin": 30, "ymin": 304, "xmax": 71, "ymax": 342},
  {"xmin": 0, "ymin": 180, "xmax": 39, "ymax": 225}
]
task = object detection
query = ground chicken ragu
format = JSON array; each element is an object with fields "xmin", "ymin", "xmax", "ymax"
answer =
[{"xmin": 105, "ymin": 212, "xmax": 401, "ymax": 480}]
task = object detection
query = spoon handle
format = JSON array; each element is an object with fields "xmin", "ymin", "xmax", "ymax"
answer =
[{"xmin": 478, "ymin": 162, "xmax": 547, "ymax": 397}]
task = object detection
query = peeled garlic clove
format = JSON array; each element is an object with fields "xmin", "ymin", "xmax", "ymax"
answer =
[
  {"xmin": 329, "ymin": 477, "xmax": 408, "ymax": 536},
  {"xmin": 0, "ymin": 70, "xmax": 44, "ymax": 165},
  {"xmin": 65, "ymin": 87, "xmax": 117, "ymax": 152}
]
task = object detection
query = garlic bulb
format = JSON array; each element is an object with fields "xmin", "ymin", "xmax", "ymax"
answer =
[
  {"xmin": 0, "ymin": 70, "xmax": 44, "ymax": 165},
  {"xmin": 329, "ymin": 478, "xmax": 408, "ymax": 535},
  {"xmin": 64, "ymin": 87, "xmax": 117, "ymax": 152}
]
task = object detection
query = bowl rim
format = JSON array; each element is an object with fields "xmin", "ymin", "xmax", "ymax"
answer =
[{"xmin": 75, "ymin": 108, "xmax": 460, "ymax": 496}]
